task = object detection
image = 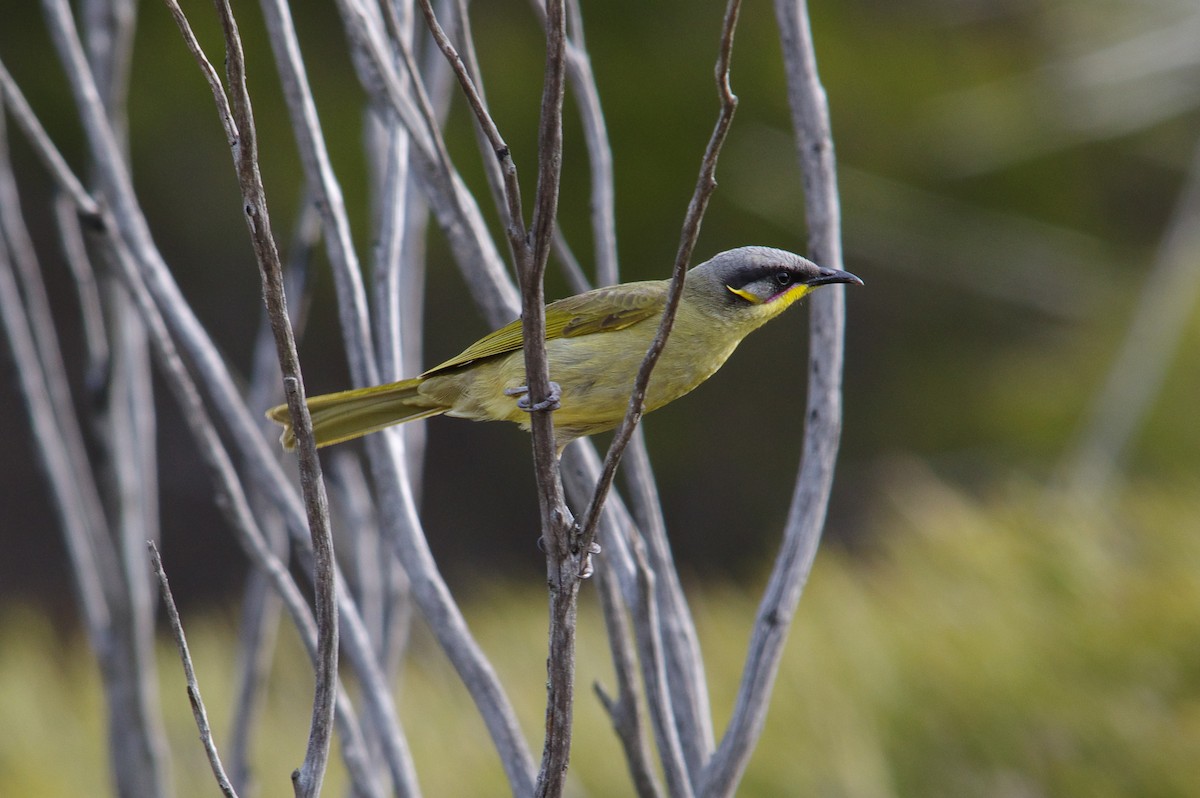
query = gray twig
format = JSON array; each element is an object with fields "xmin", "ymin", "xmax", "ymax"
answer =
[
  {"xmin": 162, "ymin": 1, "xmax": 340, "ymax": 793},
  {"xmin": 327, "ymin": 2, "xmax": 540, "ymax": 791},
  {"xmin": 34, "ymin": 3, "xmax": 174, "ymax": 793},
  {"xmin": 149, "ymin": 542, "xmax": 240, "ymax": 798},
  {"xmin": 228, "ymin": 194, "xmax": 319, "ymax": 794},
  {"xmin": 700, "ymin": 3, "xmax": 850, "ymax": 794},
  {"xmin": 337, "ymin": 0, "xmax": 520, "ymax": 327},
  {"xmin": 576, "ymin": 0, "xmax": 741, "ymax": 581},
  {"xmin": 594, "ymin": 567, "xmax": 665, "ymax": 798},
  {"xmin": 24, "ymin": 3, "xmax": 412, "ymax": 793},
  {"xmin": 0, "ymin": 60, "xmax": 100, "ymax": 217},
  {"xmin": 418, "ymin": 0, "xmax": 522, "ymax": 237},
  {"xmin": 621, "ymin": 428, "xmax": 714, "ymax": 775},
  {"xmin": 573, "ymin": 7, "xmax": 744, "ymax": 784},
  {"xmin": 101, "ymin": 213, "xmax": 385, "ymax": 797},
  {"xmin": 51, "ymin": 194, "xmax": 109, "ymax": 385}
]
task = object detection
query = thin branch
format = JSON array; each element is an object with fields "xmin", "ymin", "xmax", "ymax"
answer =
[
  {"xmin": 97, "ymin": 200, "xmax": 387, "ymax": 798},
  {"xmin": 208, "ymin": 2, "xmax": 340, "ymax": 794},
  {"xmin": 448, "ymin": 0, "xmax": 513, "ymax": 235},
  {"xmin": 368, "ymin": 108, "xmax": 411, "ymax": 383},
  {"xmin": 258, "ymin": 0, "xmax": 382, "ymax": 394},
  {"xmin": 160, "ymin": 0, "xmax": 238, "ymax": 145},
  {"xmin": 576, "ymin": 0, "xmax": 741, "ymax": 571},
  {"xmin": 0, "ymin": 59, "xmax": 100, "ymax": 217},
  {"xmin": 30, "ymin": 3, "xmax": 411, "ymax": 792},
  {"xmin": 86, "ymin": 3, "xmax": 170, "ymax": 788},
  {"xmin": 417, "ymin": 0, "xmax": 524, "ymax": 239},
  {"xmin": 160, "ymin": 0, "xmax": 340, "ymax": 792},
  {"xmin": 594, "ymin": 567, "xmax": 664, "ymax": 798},
  {"xmin": 337, "ymin": 0, "xmax": 519, "ymax": 327},
  {"xmin": 561, "ymin": 444, "xmax": 693, "ymax": 797},
  {"xmin": 226, "ymin": 512, "xmax": 286, "ymax": 796},
  {"xmin": 701, "ymin": 3, "xmax": 849, "ymax": 794},
  {"xmin": 52, "ymin": 194, "xmax": 109, "ymax": 386},
  {"xmin": 228, "ymin": 193, "xmax": 319, "ymax": 795},
  {"xmin": 419, "ymin": 2, "xmax": 578, "ymax": 794},
  {"xmin": 573, "ymin": 8, "xmax": 744, "ymax": 783},
  {"xmin": 531, "ymin": 0, "xmax": 619, "ymax": 287},
  {"xmin": 523, "ymin": 2, "xmax": 577, "ymax": 794},
  {"xmin": 551, "ymin": 228, "xmax": 593, "ymax": 294},
  {"xmin": 14, "ymin": 8, "xmax": 172, "ymax": 792},
  {"xmin": 621, "ymin": 428, "xmax": 715, "ymax": 772},
  {"xmin": 149, "ymin": 543, "xmax": 240, "ymax": 798},
  {"xmin": 82, "ymin": 0, "xmax": 137, "ymax": 149},
  {"xmin": 0, "ymin": 145, "xmax": 113, "ymax": 648},
  {"xmin": 302, "ymin": 3, "xmax": 539, "ymax": 791}
]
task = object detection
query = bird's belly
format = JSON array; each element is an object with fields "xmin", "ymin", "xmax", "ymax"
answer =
[{"xmin": 420, "ymin": 329, "xmax": 737, "ymax": 439}]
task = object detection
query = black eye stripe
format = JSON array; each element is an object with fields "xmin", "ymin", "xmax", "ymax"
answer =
[{"xmin": 730, "ymin": 265, "xmax": 803, "ymax": 290}]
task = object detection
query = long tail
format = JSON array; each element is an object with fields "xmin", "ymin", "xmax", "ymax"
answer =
[{"xmin": 266, "ymin": 377, "xmax": 447, "ymax": 450}]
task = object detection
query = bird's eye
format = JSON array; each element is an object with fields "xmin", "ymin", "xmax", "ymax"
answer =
[{"xmin": 774, "ymin": 271, "xmax": 793, "ymax": 287}]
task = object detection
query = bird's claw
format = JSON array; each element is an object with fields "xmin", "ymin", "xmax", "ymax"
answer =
[{"xmin": 505, "ymin": 381, "xmax": 562, "ymax": 412}]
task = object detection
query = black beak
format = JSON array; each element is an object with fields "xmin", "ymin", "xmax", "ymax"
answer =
[{"xmin": 806, "ymin": 266, "xmax": 863, "ymax": 287}]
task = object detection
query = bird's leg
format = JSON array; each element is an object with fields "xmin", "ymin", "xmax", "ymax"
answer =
[{"xmin": 504, "ymin": 381, "xmax": 562, "ymax": 412}]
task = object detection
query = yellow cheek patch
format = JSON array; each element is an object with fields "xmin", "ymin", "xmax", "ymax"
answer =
[
  {"xmin": 767, "ymin": 284, "xmax": 812, "ymax": 311},
  {"xmin": 726, "ymin": 285, "xmax": 762, "ymax": 304}
]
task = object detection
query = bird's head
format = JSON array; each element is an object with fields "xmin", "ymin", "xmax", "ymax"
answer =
[{"xmin": 687, "ymin": 246, "xmax": 862, "ymax": 326}]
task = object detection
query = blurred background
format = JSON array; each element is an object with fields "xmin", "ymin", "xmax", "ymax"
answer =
[{"xmin": 2, "ymin": 0, "xmax": 1198, "ymax": 795}]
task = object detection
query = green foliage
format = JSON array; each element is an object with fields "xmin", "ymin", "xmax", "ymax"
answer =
[{"xmin": 3, "ymin": 474, "xmax": 1197, "ymax": 796}]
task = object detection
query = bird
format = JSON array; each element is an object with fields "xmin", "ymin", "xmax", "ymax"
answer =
[{"xmin": 267, "ymin": 246, "xmax": 861, "ymax": 454}]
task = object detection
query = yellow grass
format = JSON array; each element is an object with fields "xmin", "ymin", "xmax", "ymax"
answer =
[{"xmin": 2, "ymin": 471, "xmax": 1198, "ymax": 796}]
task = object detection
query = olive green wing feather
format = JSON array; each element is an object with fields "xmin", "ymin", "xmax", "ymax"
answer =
[{"xmin": 422, "ymin": 280, "xmax": 667, "ymax": 376}]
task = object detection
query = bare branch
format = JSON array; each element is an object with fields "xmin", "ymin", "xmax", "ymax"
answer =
[
  {"xmin": 226, "ymin": 514, "xmax": 286, "ymax": 796},
  {"xmin": 621, "ymin": 429, "xmax": 714, "ymax": 771},
  {"xmin": 630, "ymin": 543, "xmax": 695, "ymax": 798},
  {"xmin": 594, "ymin": 568, "xmax": 664, "ymax": 798},
  {"xmin": 336, "ymin": 0, "xmax": 520, "ymax": 327},
  {"xmin": 523, "ymin": 2, "xmax": 578, "ymax": 794},
  {"xmin": 571, "ymin": 7, "xmax": 745, "ymax": 784},
  {"xmin": 159, "ymin": 0, "xmax": 238, "ymax": 146},
  {"xmin": 561, "ymin": 444, "xmax": 693, "ymax": 797},
  {"xmin": 417, "ymin": 0, "xmax": 524, "ymax": 238},
  {"xmin": 161, "ymin": 1, "xmax": 340, "ymax": 792},
  {"xmin": 532, "ymin": 0, "xmax": 619, "ymax": 287},
  {"xmin": 86, "ymin": 3, "xmax": 170, "ymax": 787},
  {"xmin": 577, "ymin": 0, "xmax": 741, "ymax": 576},
  {"xmin": 52, "ymin": 194, "xmax": 109, "ymax": 383},
  {"xmin": 701, "ymin": 3, "xmax": 849, "ymax": 794},
  {"xmin": 212, "ymin": 2, "xmax": 340, "ymax": 793},
  {"xmin": 96, "ymin": 200, "xmax": 388, "ymax": 798},
  {"xmin": 0, "ymin": 134, "xmax": 113, "ymax": 647},
  {"xmin": 0, "ymin": 60, "xmax": 99, "ymax": 217},
  {"xmin": 18, "ymin": 6, "xmax": 174, "ymax": 792},
  {"xmin": 26, "ymin": 4, "xmax": 418, "ymax": 793},
  {"xmin": 296, "ymin": 4, "xmax": 538, "ymax": 790},
  {"xmin": 149, "ymin": 543, "xmax": 240, "ymax": 798}
]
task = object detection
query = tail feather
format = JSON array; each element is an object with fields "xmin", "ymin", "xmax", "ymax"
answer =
[{"xmin": 266, "ymin": 377, "xmax": 446, "ymax": 450}]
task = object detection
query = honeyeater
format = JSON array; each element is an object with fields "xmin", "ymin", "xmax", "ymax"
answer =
[{"xmin": 267, "ymin": 246, "xmax": 861, "ymax": 453}]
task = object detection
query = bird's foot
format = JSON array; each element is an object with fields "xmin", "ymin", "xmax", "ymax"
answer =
[{"xmin": 505, "ymin": 381, "xmax": 562, "ymax": 412}]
